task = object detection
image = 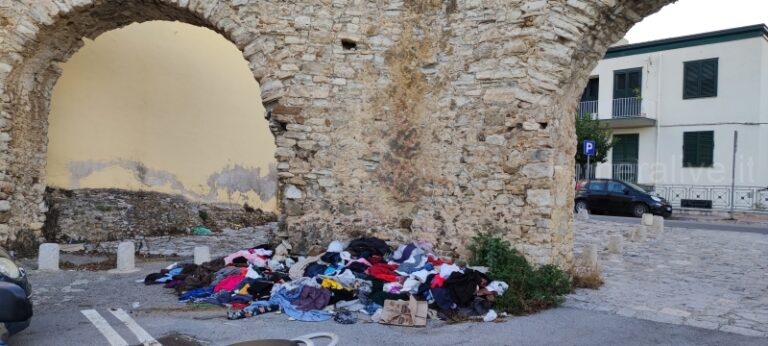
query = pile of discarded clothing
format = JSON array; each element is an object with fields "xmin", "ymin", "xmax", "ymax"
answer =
[{"xmin": 143, "ymin": 237, "xmax": 508, "ymax": 326}]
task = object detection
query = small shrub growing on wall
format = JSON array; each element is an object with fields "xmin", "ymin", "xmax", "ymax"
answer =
[
  {"xmin": 198, "ymin": 210, "xmax": 210, "ymax": 222},
  {"xmin": 469, "ymin": 233, "xmax": 572, "ymax": 315},
  {"xmin": 572, "ymin": 267, "xmax": 604, "ymax": 289}
]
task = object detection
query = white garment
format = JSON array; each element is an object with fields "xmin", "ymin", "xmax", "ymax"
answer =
[
  {"xmin": 327, "ymin": 240, "xmax": 345, "ymax": 253},
  {"xmin": 409, "ymin": 269, "xmax": 435, "ymax": 283},
  {"xmin": 246, "ymin": 265, "xmax": 262, "ymax": 279},
  {"xmin": 401, "ymin": 278, "xmax": 422, "ymax": 293},
  {"xmin": 483, "ymin": 309, "xmax": 498, "ymax": 322},
  {"xmin": 487, "ymin": 281, "xmax": 509, "ymax": 295},
  {"xmin": 439, "ymin": 263, "xmax": 463, "ymax": 278}
]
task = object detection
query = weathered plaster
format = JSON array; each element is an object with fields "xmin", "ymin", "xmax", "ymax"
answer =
[
  {"xmin": 64, "ymin": 159, "xmax": 277, "ymax": 204},
  {"xmin": 0, "ymin": 0, "xmax": 675, "ymax": 264}
]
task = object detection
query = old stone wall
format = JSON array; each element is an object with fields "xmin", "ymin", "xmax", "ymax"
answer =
[
  {"xmin": 0, "ymin": 0, "xmax": 674, "ymax": 265},
  {"xmin": 43, "ymin": 188, "xmax": 276, "ymax": 243}
]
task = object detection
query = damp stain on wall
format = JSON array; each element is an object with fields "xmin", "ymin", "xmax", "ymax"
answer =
[{"xmin": 64, "ymin": 159, "xmax": 277, "ymax": 209}]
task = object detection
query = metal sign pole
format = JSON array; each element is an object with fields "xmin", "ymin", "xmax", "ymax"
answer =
[
  {"xmin": 729, "ymin": 131, "xmax": 738, "ymax": 219},
  {"xmin": 587, "ymin": 155, "xmax": 591, "ymax": 180}
]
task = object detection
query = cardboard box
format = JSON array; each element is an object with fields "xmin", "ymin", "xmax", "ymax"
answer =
[{"xmin": 379, "ymin": 296, "xmax": 428, "ymax": 327}]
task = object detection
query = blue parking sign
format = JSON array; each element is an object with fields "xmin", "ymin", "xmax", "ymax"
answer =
[{"xmin": 583, "ymin": 140, "xmax": 596, "ymax": 156}]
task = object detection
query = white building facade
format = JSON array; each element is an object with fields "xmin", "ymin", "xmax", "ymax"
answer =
[{"xmin": 580, "ymin": 25, "xmax": 768, "ymax": 211}]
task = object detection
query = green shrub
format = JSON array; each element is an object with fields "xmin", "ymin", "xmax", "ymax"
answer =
[
  {"xmin": 468, "ymin": 233, "xmax": 572, "ymax": 315},
  {"xmin": 198, "ymin": 210, "xmax": 210, "ymax": 222}
]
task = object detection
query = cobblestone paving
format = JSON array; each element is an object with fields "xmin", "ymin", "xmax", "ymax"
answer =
[
  {"xmin": 567, "ymin": 219, "xmax": 768, "ymax": 338},
  {"xmin": 90, "ymin": 223, "xmax": 276, "ymax": 258}
]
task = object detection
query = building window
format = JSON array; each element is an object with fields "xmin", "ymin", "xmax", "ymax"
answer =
[
  {"xmin": 581, "ymin": 78, "xmax": 599, "ymax": 102},
  {"xmin": 613, "ymin": 68, "xmax": 642, "ymax": 117},
  {"xmin": 683, "ymin": 131, "xmax": 714, "ymax": 167},
  {"xmin": 683, "ymin": 58, "xmax": 718, "ymax": 99}
]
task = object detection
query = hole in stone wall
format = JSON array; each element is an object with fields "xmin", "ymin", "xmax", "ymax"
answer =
[
  {"xmin": 43, "ymin": 21, "xmax": 278, "ymax": 242},
  {"xmin": 341, "ymin": 39, "xmax": 358, "ymax": 50},
  {"xmin": 539, "ymin": 122, "xmax": 549, "ymax": 129}
]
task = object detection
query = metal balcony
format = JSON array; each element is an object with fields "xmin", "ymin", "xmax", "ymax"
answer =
[
  {"xmin": 612, "ymin": 97, "xmax": 642, "ymax": 118},
  {"xmin": 612, "ymin": 163, "xmax": 638, "ymax": 183},
  {"xmin": 577, "ymin": 100, "xmax": 598, "ymax": 119}
]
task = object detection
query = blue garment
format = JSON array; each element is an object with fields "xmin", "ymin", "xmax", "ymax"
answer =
[
  {"xmin": 246, "ymin": 286, "xmax": 333, "ymax": 322},
  {"xmin": 431, "ymin": 287, "xmax": 457, "ymax": 310},
  {"xmin": 178, "ymin": 287, "xmax": 214, "ymax": 302},
  {"xmin": 363, "ymin": 303, "xmax": 382, "ymax": 315},
  {"xmin": 323, "ymin": 265, "xmax": 343, "ymax": 276},
  {"xmin": 199, "ymin": 292, "xmax": 253, "ymax": 306},
  {"xmin": 392, "ymin": 244, "xmax": 418, "ymax": 263},
  {"xmin": 396, "ymin": 252, "xmax": 426, "ymax": 274},
  {"xmin": 156, "ymin": 267, "xmax": 183, "ymax": 283}
]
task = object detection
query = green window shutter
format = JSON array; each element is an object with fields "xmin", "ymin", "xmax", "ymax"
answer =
[
  {"xmin": 683, "ymin": 61, "xmax": 700, "ymax": 99},
  {"xmin": 683, "ymin": 131, "xmax": 714, "ymax": 167},
  {"xmin": 698, "ymin": 131, "xmax": 714, "ymax": 166},
  {"xmin": 683, "ymin": 132, "xmax": 698, "ymax": 166},
  {"xmin": 700, "ymin": 59, "xmax": 718, "ymax": 97},
  {"xmin": 683, "ymin": 58, "xmax": 718, "ymax": 99}
]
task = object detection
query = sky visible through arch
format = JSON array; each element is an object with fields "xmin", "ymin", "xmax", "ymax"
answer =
[{"xmin": 625, "ymin": 0, "xmax": 768, "ymax": 43}]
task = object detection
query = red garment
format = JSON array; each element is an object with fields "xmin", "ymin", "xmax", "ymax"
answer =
[
  {"xmin": 430, "ymin": 274, "xmax": 446, "ymax": 288},
  {"xmin": 428, "ymin": 255, "xmax": 450, "ymax": 266},
  {"xmin": 214, "ymin": 273, "xmax": 246, "ymax": 293},
  {"xmin": 367, "ymin": 263, "xmax": 399, "ymax": 282}
]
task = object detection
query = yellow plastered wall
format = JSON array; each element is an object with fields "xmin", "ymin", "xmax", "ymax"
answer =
[{"xmin": 46, "ymin": 21, "xmax": 277, "ymax": 212}]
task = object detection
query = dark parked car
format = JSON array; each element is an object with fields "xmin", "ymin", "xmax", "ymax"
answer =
[
  {"xmin": 575, "ymin": 179, "xmax": 672, "ymax": 217},
  {"xmin": 0, "ymin": 247, "xmax": 32, "ymax": 345}
]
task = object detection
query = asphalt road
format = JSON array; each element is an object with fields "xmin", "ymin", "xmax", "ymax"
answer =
[
  {"xmin": 590, "ymin": 214, "xmax": 768, "ymax": 235},
  {"xmin": 8, "ymin": 261, "xmax": 768, "ymax": 346},
  {"xmin": 12, "ymin": 305, "xmax": 768, "ymax": 346}
]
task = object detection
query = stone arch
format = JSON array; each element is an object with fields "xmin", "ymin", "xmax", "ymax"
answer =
[
  {"xmin": 0, "ymin": 0, "xmax": 290, "ymax": 250},
  {"xmin": 0, "ymin": 0, "xmax": 682, "ymax": 265}
]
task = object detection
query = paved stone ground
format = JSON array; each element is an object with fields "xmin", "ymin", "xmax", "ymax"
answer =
[
  {"xmin": 567, "ymin": 218, "xmax": 768, "ymax": 338},
  {"xmin": 14, "ymin": 261, "xmax": 768, "ymax": 346},
  {"xmin": 22, "ymin": 218, "xmax": 768, "ymax": 340}
]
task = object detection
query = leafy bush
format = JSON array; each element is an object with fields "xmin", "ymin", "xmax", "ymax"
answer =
[
  {"xmin": 572, "ymin": 267, "xmax": 604, "ymax": 289},
  {"xmin": 198, "ymin": 210, "xmax": 210, "ymax": 222},
  {"xmin": 468, "ymin": 233, "xmax": 572, "ymax": 315}
]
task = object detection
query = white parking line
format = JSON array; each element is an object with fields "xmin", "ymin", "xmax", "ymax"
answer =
[
  {"xmin": 108, "ymin": 308, "xmax": 162, "ymax": 346},
  {"xmin": 81, "ymin": 309, "xmax": 129, "ymax": 346}
]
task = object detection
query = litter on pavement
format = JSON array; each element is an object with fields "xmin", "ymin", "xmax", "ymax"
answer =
[{"xmin": 143, "ymin": 237, "xmax": 508, "ymax": 326}]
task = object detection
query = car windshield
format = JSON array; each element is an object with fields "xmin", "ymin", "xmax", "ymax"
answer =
[{"xmin": 623, "ymin": 181, "xmax": 649, "ymax": 193}]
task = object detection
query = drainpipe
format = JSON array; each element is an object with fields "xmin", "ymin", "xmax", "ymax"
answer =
[{"xmin": 654, "ymin": 54, "xmax": 663, "ymax": 190}]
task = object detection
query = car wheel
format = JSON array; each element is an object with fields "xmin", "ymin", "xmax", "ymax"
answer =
[
  {"xmin": 574, "ymin": 200, "xmax": 589, "ymax": 213},
  {"xmin": 632, "ymin": 203, "xmax": 648, "ymax": 218}
]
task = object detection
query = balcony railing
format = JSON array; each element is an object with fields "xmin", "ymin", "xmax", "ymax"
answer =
[
  {"xmin": 655, "ymin": 185, "xmax": 768, "ymax": 211},
  {"xmin": 612, "ymin": 97, "xmax": 642, "ymax": 118},
  {"xmin": 577, "ymin": 100, "xmax": 598, "ymax": 119},
  {"xmin": 574, "ymin": 163, "xmax": 597, "ymax": 180},
  {"xmin": 612, "ymin": 163, "xmax": 638, "ymax": 183}
]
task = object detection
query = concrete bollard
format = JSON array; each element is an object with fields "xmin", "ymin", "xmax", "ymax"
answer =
[
  {"xmin": 641, "ymin": 213, "xmax": 654, "ymax": 226},
  {"xmin": 607, "ymin": 235, "xmax": 624, "ymax": 254},
  {"xmin": 109, "ymin": 241, "xmax": 139, "ymax": 273},
  {"xmin": 580, "ymin": 244, "xmax": 599, "ymax": 271},
  {"xmin": 652, "ymin": 216, "xmax": 665, "ymax": 233},
  {"xmin": 577, "ymin": 208, "xmax": 589, "ymax": 221},
  {"xmin": 631, "ymin": 225, "xmax": 647, "ymax": 242},
  {"xmin": 194, "ymin": 246, "xmax": 211, "ymax": 265},
  {"xmin": 38, "ymin": 243, "xmax": 60, "ymax": 271}
]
